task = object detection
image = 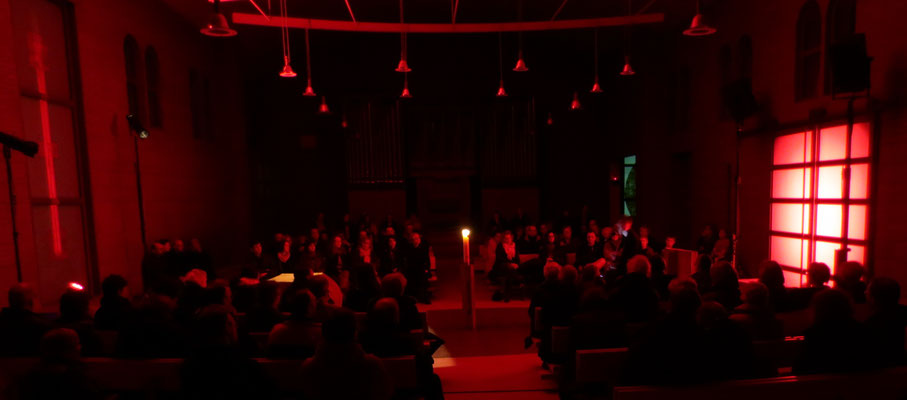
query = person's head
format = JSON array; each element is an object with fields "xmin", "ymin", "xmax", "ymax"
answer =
[
  {"xmin": 172, "ymin": 239, "xmax": 185, "ymax": 252},
  {"xmin": 190, "ymin": 238, "xmax": 203, "ymax": 252},
  {"xmin": 702, "ymin": 225, "xmax": 714, "ymax": 237},
  {"xmin": 40, "ymin": 328, "xmax": 81, "ymax": 363},
  {"xmin": 697, "ymin": 301, "xmax": 728, "ymax": 330},
  {"xmin": 101, "ymin": 274, "xmax": 128, "ymax": 299},
  {"xmin": 183, "ymin": 269, "xmax": 208, "ymax": 288},
  {"xmin": 502, "ymin": 231, "xmax": 514, "ymax": 245},
  {"xmin": 59, "ymin": 290, "xmax": 90, "ymax": 322},
  {"xmin": 332, "ymin": 234, "xmax": 344, "ymax": 249},
  {"xmin": 835, "ymin": 261, "xmax": 865, "ymax": 287},
  {"xmin": 310, "ymin": 228, "xmax": 320, "ymax": 241},
  {"xmin": 381, "ymin": 273, "xmax": 407, "ymax": 297},
  {"xmin": 740, "ymin": 282, "xmax": 770, "ymax": 309},
  {"xmin": 628, "ymin": 255, "xmax": 651, "ymax": 277},
  {"xmin": 560, "ymin": 265, "xmax": 578, "ymax": 285},
  {"xmin": 309, "ymin": 274, "xmax": 331, "ymax": 301},
  {"xmin": 305, "ymin": 241, "xmax": 317, "ymax": 254},
  {"xmin": 384, "ymin": 226, "xmax": 396, "ymax": 237},
  {"xmin": 639, "ymin": 225, "xmax": 649, "ymax": 238},
  {"xmin": 539, "ymin": 224, "xmax": 549, "ymax": 236},
  {"xmin": 868, "ymin": 277, "xmax": 901, "ymax": 311},
  {"xmin": 250, "ymin": 241, "xmax": 263, "ymax": 257},
  {"xmin": 758, "ymin": 260, "xmax": 785, "ymax": 289},
  {"xmin": 369, "ymin": 297, "xmax": 400, "ymax": 327},
  {"xmin": 717, "ymin": 229, "xmax": 728, "ymax": 239},
  {"xmin": 322, "ymin": 308, "xmax": 357, "ymax": 344},
  {"xmin": 546, "ymin": 231, "xmax": 557, "ymax": 244},
  {"xmin": 288, "ymin": 288, "xmax": 316, "ymax": 320},
  {"xmin": 281, "ymin": 239, "xmax": 292, "ymax": 253},
  {"xmin": 586, "ymin": 231, "xmax": 597, "ymax": 246},
  {"xmin": 544, "ymin": 262, "xmax": 562, "ymax": 282},
  {"xmin": 621, "ymin": 217, "xmax": 634, "ymax": 232},
  {"xmin": 493, "ymin": 231, "xmax": 503, "ymax": 242},
  {"xmin": 711, "ymin": 261, "xmax": 739, "ymax": 290},
  {"xmin": 526, "ymin": 225, "xmax": 538, "ymax": 238},
  {"xmin": 194, "ymin": 306, "xmax": 238, "ymax": 347},
  {"xmin": 159, "ymin": 239, "xmax": 172, "ymax": 253},
  {"xmin": 640, "ymin": 237, "xmax": 649, "ymax": 249},
  {"xmin": 807, "ymin": 262, "xmax": 831, "ymax": 287},
  {"xmin": 812, "ymin": 288, "xmax": 853, "ymax": 324},
  {"xmin": 665, "ymin": 236, "xmax": 676, "ymax": 249},
  {"xmin": 258, "ymin": 281, "xmax": 280, "ymax": 309},
  {"xmin": 668, "ymin": 278, "xmax": 702, "ymax": 316},
  {"xmin": 387, "ymin": 236, "xmax": 398, "ymax": 249},
  {"xmin": 412, "ymin": 232, "xmax": 423, "ymax": 247},
  {"xmin": 562, "ymin": 226, "xmax": 572, "ymax": 239},
  {"xmin": 151, "ymin": 242, "xmax": 167, "ymax": 255},
  {"xmin": 601, "ymin": 226, "xmax": 613, "ymax": 240},
  {"xmin": 8, "ymin": 283, "xmax": 36, "ymax": 311}
]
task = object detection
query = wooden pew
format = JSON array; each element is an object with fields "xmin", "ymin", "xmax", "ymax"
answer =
[
  {"xmin": 612, "ymin": 366, "xmax": 907, "ymax": 400},
  {"xmin": 573, "ymin": 340, "xmax": 805, "ymax": 387},
  {"xmin": 0, "ymin": 355, "xmax": 420, "ymax": 394}
]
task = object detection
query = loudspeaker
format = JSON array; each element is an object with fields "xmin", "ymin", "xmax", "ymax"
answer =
[
  {"xmin": 722, "ymin": 78, "xmax": 757, "ymax": 124},
  {"xmin": 830, "ymin": 33, "xmax": 871, "ymax": 94}
]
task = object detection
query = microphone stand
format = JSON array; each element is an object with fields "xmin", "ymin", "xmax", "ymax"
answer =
[
  {"xmin": 133, "ymin": 135, "xmax": 147, "ymax": 249},
  {"xmin": 3, "ymin": 146, "xmax": 23, "ymax": 282}
]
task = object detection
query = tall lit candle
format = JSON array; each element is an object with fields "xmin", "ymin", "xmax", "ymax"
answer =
[{"xmin": 461, "ymin": 228, "xmax": 470, "ymax": 265}]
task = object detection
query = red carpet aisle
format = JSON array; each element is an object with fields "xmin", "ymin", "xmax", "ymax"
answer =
[{"xmin": 421, "ymin": 255, "xmax": 559, "ymax": 400}]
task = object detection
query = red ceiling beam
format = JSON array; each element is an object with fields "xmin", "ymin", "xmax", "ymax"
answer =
[{"xmin": 232, "ymin": 12, "xmax": 664, "ymax": 33}]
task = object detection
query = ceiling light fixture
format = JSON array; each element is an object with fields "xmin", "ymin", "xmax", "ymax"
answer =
[
  {"xmin": 683, "ymin": 0, "xmax": 717, "ymax": 36},
  {"xmin": 590, "ymin": 28, "xmax": 603, "ymax": 93},
  {"xmin": 318, "ymin": 96, "xmax": 330, "ymax": 114},
  {"xmin": 303, "ymin": 28, "xmax": 316, "ymax": 95},
  {"xmin": 512, "ymin": 0, "xmax": 529, "ymax": 72},
  {"xmin": 620, "ymin": 55, "xmax": 636, "ymax": 76},
  {"xmin": 496, "ymin": 32, "xmax": 507, "ymax": 97},
  {"xmin": 395, "ymin": 0, "xmax": 412, "ymax": 72},
  {"xmin": 570, "ymin": 92, "xmax": 582, "ymax": 110},
  {"xmin": 277, "ymin": 0, "xmax": 296, "ymax": 77},
  {"xmin": 400, "ymin": 72, "xmax": 412, "ymax": 98},
  {"xmin": 201, "ymin": 0, "xmax": 238, "ymax": 37},
  {"xmin": 619, "ymin": 0, "xmax": 636, "ymax": 77}
]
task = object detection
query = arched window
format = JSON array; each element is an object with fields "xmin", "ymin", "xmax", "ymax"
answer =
[
  {"xmin": 824, "ymin": 0, "xmax": 856, "ymax": 94},
  {"xmin": 738, "ymin": 35, "xmax": 753, "ymax": 80},
  {"xmin": 123, "ymin": 35, "xmax": 142, "ymax": 121},
  {"xmin": 795, "ymin": 1, "xmax": 822, "ymax": 101},
  {"xmin": 145, "ymin": 46, "xmax": 163, "ymax": 127}
]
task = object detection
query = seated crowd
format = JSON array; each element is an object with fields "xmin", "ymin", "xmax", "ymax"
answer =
[
  {"xmin": 510, "ymin": 211, "xmax": 907, "ymax": 387},
  {"xmin": 0, "ymin": 213, "xmax": 443, "ymax": 400}
]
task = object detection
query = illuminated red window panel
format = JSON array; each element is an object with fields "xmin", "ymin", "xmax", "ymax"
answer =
[
  {"xmin": 771, "ymin": 203, "xmax": 810, "ymax": 234},
  {"xmin": 772, "ymin": 168, "xmax": 812, "ymax": 199},
  {"xmin": 849, "ymin": 163, "xmax": 869, "ymax": 199},
  {"xmin": 770, "ymin": 123, "xmax": 871, "ymax": 287},
  {"xmin": 848, "ymin": 205, "xmax": 867, "ymax": 240},
  {"xmin": 773, "ymin": 131, "xmax": 813, "ymax": 165}
]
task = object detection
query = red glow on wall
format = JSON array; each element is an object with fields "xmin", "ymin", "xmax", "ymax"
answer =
[
  {"xmin": 27, "ymin": 29, "xmax": 63, "ymax": 256},
  {"xmin": 769, "ymin": 123, "xmax": 871, "ymax": 285}
]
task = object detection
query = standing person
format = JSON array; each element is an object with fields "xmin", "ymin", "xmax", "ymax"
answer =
[
  {"xmin": 492, "ymin": 231, "xmax": 521, "ymax": 302},
  {"xmin": 404, "ymin": 232, "xmax": 432, "ymax": 304}
]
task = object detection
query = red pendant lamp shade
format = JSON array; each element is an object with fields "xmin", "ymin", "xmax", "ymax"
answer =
[
  {"xmin": 395, "ymin": 0, "xmax": 412, "ymax": 72},
  {"xmin": 302, "ymin": 29, "xmax": 316, "ymax": 95},
  {"xmin": 496, "ymin": 80, "xmax": 508, "ymax": 97},
  {"xmin": 495, "ymin": 33, "xmax": 507, "ymax": 97},
  {"xmin": 318, "ymin": 96, "xmax": 330, "ymax": 114},
  {"xmin": 620, "ymin": 56, "xmax": 635, "ymax": 76},
  {"xmin": 400, "ymin": 74, "xmax": 412, "ymax": 98},
  {"xmin": 279, "ymin": 56, "xmax": 297, "ymax": 78},
  {"xmin": 395, "ymin": 58, "xmax": 412, "ymax": 73},
  {"xmin": 683, "ymin": 1, "xmax": 716, "ymax": 36},
  {"xmin": 513, "ymin": 57, "xmax": 528, "ymax": 72},
  {"xmin": 201, "ymin": 0, "xmax": 237, "ymax": 37},
  {"xmin": 546, "ymin": 112, "xmax": 554, "ymax": 126},
  {"xmin": 570, "ymin": 92, "xmax": 581, "ymax": 110},
  {"xmin": 512, "ymin": 3, "xmax": 528, "ymax": 72},
  {"xmin": 590, "ymin": 80, "xmax": 603, "ymax": 93}
]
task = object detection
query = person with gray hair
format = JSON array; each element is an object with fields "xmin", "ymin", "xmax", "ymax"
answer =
[{"xmin": 0, "ymin": 283, "xmax": 51, "ymax": 356}]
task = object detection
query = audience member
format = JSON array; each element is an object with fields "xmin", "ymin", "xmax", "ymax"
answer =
[
  {"xmin": 758, "ymin": 260, "xmax": 793, "ymax": 312},
  {"xmin": 0, "ymin": 283, "xmax": 51, "ymax": 356},
  {"xmin": 374, "ymin": 273, "xmax": 422, "ymax": 331},
  {"xmin": 698, "ymin": 301, "xmax": 760, "ymax": 380},
  {"xmin": 404, "ymin": 232, "xmax": 432, "ymax": 304},
  {"xmin": 570, "ymin": 288, "xmax": 626, "ymax": 351},
  {"xmin": 730, "ymin": 282, "xmax": 783, "ymax": 340},
  {"xmin": 865, "ymin": 277, "xmax": 907, "ymax": 367},
  {"xmin": 492, "ymin": 231, "xmax": 521, "ymax": 302},
  {"xmin": 610, "ymin": 255, "xmax": 660, "ymax": 323},
  {"xmin": 789, "ymin": 262, "xmax": 832, "ymax": 309},
  {"xmin": 299, "ymin": 308, "xmax": 394, "ymax": 400},
  {"xmin": 835, "ymin": 261, "xmax": 868, "ymax": 304},
  {"xmin": 795, "ymin": 288, "xmax": 870, "ymax": 374},
  {"xmin": 267, "ymin": 288, "xmax": 321, "ymax": 358},
  {"xmin": 575, "ymin": 231, "xmax": 603, "ymax": 268},
  {"xmin": 94, "ymin": 275, "xmax": 133, "ymax": 331},
  {"xmin": 181, "ymin": 306, "xmax": 273, "ymax": 399},
  {"xmin": 18, "ymin": 328, "xmax": 100, "ymax": 400},
  {"xmin": 702, "ymin": 261, "xmax": 741, "ymax": 311},
  {"xmin": 55, "ymin": 289, "xmax": 102, "ymax": 356},
  {"xmin": 245, "ymin": 281, "xmax": 285, "ymax": 333}
]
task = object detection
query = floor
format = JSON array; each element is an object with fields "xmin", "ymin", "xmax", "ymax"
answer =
[{"xmin": 423, "ymin": 252, "xmax": 558, "ymax": 400}]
